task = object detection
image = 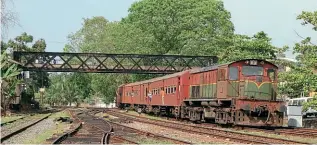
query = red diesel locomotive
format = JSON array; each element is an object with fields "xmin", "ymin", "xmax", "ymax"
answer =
[{"xmin": 116, "ymin": 59, "xmax": 287, "ymax": 126}]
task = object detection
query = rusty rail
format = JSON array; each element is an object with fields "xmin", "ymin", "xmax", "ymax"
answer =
[
  {"xmin": 52, "ymin": 109, "xmax": 113, "ymax": 144},
  {"xmin": 52, "ymin": 122, "xmax": 82, "ymax": 144},
  {"xmin": 1, "ymin": 113, "xmax": 51, "ymax": 142},
  {"xmin": 106, "ymin": 110, "xmax": 309, "ymax": 144}
]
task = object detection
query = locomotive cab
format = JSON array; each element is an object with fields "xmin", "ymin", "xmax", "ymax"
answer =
[
  {"xmin": 227, "ymin": 59, "xmax": 278, "ymax": 100},
  {"xmin": 225, "ymin": 59, "xmax": 285, "ymax": 126}
]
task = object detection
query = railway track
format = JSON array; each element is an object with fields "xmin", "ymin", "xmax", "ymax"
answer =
[
  {"xmin": 221, "ymin": 121, "xmax": 317, "ymax": 138},
  {"xmin": 1, "ymin": 113, "xmax": 52, "ymax": 143},
  {"xmin": 105, "ymin": 110, "xmax": 310, "ymax": 144},
  {"xmin": 51, "ymin": 109, "xmax": 114, "ymax": 144},
  {"xmin": 109, "ymin": 108, "xmax": 317, "ymax": 139},
  {"xmin": 276, "ymin": 128, "xmax": 317, "ymax": 138},
  {"xmin": 89, "ymin": 109, "xmax": 192, "ymax": 144},
  {"xmin": 1, "ymin": 116, "xmax": 26, "ymax": 126}
]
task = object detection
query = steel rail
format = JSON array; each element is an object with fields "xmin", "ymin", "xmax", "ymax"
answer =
[{"xmin": 1, "ymin": 113, "xmax": 52, "ymax": 142}]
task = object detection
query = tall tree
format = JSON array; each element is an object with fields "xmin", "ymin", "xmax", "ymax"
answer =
[
  {"xmin": 45, "ymin": 73, "xmax": 92, "ymax": 106},
  {"xmin": 0, "ymin": 50, "xmax": 21, "ymax": 116},
  {"xmin": 278, "ymin": 10, "xmax": 317, "ymax": 110},
  {"xmin": 1, "ymin": 0, "xmax": 19, "ymax": 39},
  {"xmin": 123, "ymin": 0, "xmax": 234, "ymax": 55},
  {"xmin": 7, "ymin": 32, "xmax": 51, "ymax": 91},
  {"xmin": 4, "ymin": 33, "xmax": 51, "ymax": 108},
  {"xmin": 220, "ymin": 31, "xmax": 284, "ymax": 63},
  {"xmin": 61, "ymin": 1, "xmax": 286, "ymax": 105}
]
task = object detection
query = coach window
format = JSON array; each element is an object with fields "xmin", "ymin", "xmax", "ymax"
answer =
[
  {"xmin": 267, "ymin": 69, "xmax": 275, "ymax": 81},
  {"xmin": 229, "ymin": 67, "xmax": 238, "ymax": 80}
]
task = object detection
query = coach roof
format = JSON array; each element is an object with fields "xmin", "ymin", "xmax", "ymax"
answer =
[{"xmin": 124, "ymin": 70, "xmax": 190, "ymax": 87}]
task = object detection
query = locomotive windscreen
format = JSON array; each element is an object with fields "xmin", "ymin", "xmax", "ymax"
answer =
[{"xmin": 242, "ymin": 66, "xmax": 263, "ymax": 76}]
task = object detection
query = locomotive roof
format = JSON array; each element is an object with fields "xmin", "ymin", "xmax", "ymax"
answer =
[
  {"xmin": 123, "ymin": 59, "xmax": 277, "ymax": 86},
  {"xmin": 190, "ymin": 59, "xmax": 277, "ymax": 74},
  {"xmin": 124, "ymin": 70, "xmax": 190, "ymax": 87}
]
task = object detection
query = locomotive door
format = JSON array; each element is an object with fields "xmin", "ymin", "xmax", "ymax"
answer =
[{"xmin": 217, "ymin": 67, "xmax": 227, "ymax": 98}]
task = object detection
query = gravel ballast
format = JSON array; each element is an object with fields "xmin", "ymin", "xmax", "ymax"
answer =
[
  {"xmin": 1, "ymin": 115, "xmax": 44, "ymax": 137},
  {"xmin": 2, "ymin": 118, "xmax": 55, "ymax": 144},
  {"xmin": 121, "ymin": 121, "xmax": 237, "ymax": 144}
]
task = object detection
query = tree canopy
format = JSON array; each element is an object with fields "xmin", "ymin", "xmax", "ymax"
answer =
[
  {"xmin": 277, "ymin": 10, "xmax": 317, "ymax": 109},
  {"xmin": 54, "ymin": 0, "xmax": 286, "ymax": 105},
  {"xmin": 123, "ymin": 0, "xmax": 235, "ymax": 55},
  {"xmin": 1, "ymin": 32, "xmax": 50, "ymax": 112}
]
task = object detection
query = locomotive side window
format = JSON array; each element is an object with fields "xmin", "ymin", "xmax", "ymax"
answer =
[
  {"xmin": 191, "ymin": 86, "xmax": 200, "ymax": 98},
  {"xmin": 242, "ymin": 66, "xmax": 263, "ymax": 76},
  {"xmin": 267, "ymin": 69, "xmax": 275, "ymax": 80},
  {"xmin": 229, "ymin": 67, "xmax": 238, "ymax": 80}
]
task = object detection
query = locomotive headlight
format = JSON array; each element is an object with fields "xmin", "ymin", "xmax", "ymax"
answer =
[{"xmin": 250, "ymin": 60, "xmax": 258, "ymax": 65}]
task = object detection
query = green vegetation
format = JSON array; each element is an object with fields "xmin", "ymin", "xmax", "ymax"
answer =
[
  {"xmin": 1, "ymin": 49, "xmax": 22, "ymax": 116},
  {"xmin": 0, "ymin": 116, "xmax": 24, "ymax": 124},
  {"xmin": 45, "ymin": 73, "xmax": 91, "ymax": 106},
  {"xmin": 1, "ymin": 32, "xmax": 50, "ymax": 115},
  {"xmin": 125, "ymin": 136, "xmax": 173, "ymax": 144},
  {"xmin": 125, "ymin": 111, "xmax": 167, "ymax": 121},
  {"xmin": 45, "ymin": 0, "xmax": 286, "ymax": 106},
  {"xmin": 278, "ymin": 10, "xmax": 317, "ymax": 109},
  {"xmin": 23, "ymin": 110, "xmax": 71, "ymax": 144},
  {"xmin": 2, "ymin": 1, "xmax": 316, "ymax": 109}
]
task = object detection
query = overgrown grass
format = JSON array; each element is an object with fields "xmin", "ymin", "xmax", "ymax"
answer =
[
  {"xmin": 1, "ymin": 116, "xmax": 24, "ymax": 124},
  {"xmin": 23, "ymin": 110, "xmax": 72, "ymax": 144},
  {"xmin": 125, "ymin": 135, "xmax": 173, "ymax": 144},
  {"xmin": 125, "ymin": 110, "xmax": 166, "ymax": 121}
]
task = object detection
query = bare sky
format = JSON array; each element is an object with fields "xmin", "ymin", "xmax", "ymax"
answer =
[{"xmin": 5, "ymin": 0, "xmax": 317, "ymax": 59}]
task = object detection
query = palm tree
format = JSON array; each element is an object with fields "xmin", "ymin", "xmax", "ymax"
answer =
[{"xmin": 1, "ymin": 50, "xmax": 22, "ymax": 116}]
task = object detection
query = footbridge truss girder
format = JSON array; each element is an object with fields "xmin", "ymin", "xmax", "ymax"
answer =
[{"xmin": 13, "ymin": 51, "xmax": 218, "ymax": 74}]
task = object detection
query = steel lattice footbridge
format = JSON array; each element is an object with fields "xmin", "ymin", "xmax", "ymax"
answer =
[{"xmin": 13, "ymin": 51, "xmax": 218, "ymax": 74}]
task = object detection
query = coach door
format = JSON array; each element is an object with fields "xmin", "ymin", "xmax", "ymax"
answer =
[
  {"xmin": 140, "ymin": 84, "xmax": 143, "ymax": 102},
  {"xmin": 217, "ymin": 66, "xmax": 227, "ymax": 98},
  {"xmin": 143, "ymin": 84, "xmax": 148, "ymax": 104}
]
